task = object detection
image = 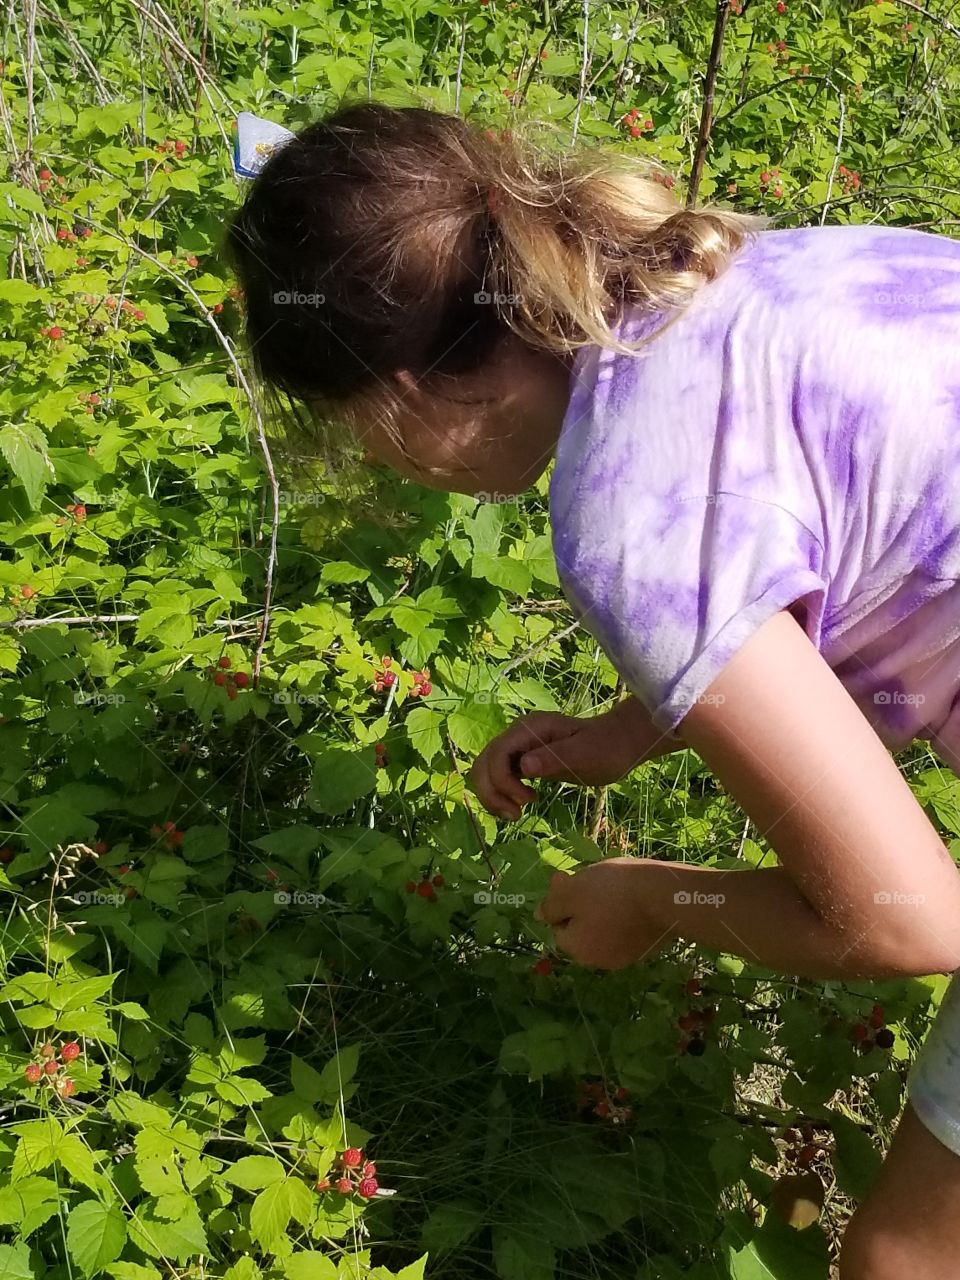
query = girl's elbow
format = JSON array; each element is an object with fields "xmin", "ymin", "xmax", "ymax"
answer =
[{"xmin": 873, "ymin": 926, "xmax": 960, "ymax": 978}]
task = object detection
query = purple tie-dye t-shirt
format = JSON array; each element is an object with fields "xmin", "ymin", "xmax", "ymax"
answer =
[{"xmin": 549, "ymin": 223, "xmax": 960, "ymax": 774}]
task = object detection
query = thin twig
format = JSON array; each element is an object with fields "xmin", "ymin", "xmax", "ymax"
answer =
[
  {"xmin": 687, "ymin": 0, "xmax": 731, "ymax": 208},
  {"xmin": 820, "ymin": 83, "xmax": 846, "ymax": 226},
  {"xmin": 571, "ymin": 0, "xmax": 591, "ymax": 143}
]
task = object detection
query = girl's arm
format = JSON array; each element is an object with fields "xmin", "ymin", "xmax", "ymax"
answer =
[{"xmin": 539, "ymin": 609, "xmax": 960, "ymax": 979}]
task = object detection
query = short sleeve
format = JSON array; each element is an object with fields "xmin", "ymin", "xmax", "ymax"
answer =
[{"xmin": 554, "ymin": 492, "xmax": 827, "ymax": 735}]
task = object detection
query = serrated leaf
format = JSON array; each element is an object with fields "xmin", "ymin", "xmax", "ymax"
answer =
[
  {"xmin": 0, "ymin": 1243, "xmax": 35, "ymax": 1279},
  {"xmin": 67, "ymin": 1200, "xmax": 126, "ymax": 1276},
  {"xmin": 307, "ymin": 749, "xmax": 376, "ymax": 815},
  {"xmin": 0, "ymin": 425, "xmax": 54, "ymax": 509},
  {"xmin": 222, "ymin": 1155, "xmax": 287, "ymax": 1191}
]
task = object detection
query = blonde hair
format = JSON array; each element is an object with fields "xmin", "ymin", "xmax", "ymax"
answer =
[{"xmin": 226, "ymin": 99, "xmax": 767, "ymax": 485}]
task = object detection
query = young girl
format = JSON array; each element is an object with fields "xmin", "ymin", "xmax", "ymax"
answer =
[{"xmin": 227, "ymin": 100, "xmax": 960, "ymax": 1277}]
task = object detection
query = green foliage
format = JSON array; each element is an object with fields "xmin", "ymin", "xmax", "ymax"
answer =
[{"xmin": 1, "ymin": 0, "xmax": 958, "ymax": 1277}]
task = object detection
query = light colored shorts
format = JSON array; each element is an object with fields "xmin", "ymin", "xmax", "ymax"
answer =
[{"xmin": 907, "ymin": 969, "xmax": 960, "ymax": 1158}]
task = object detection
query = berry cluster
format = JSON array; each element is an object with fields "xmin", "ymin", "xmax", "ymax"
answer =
[
  {"xmin": 676, "ymin": 977, "xmax": 716, "ymax": 1056},
  {"xmin": 371, "ymin": 654, "xmax": 396, "ymax": 694},
  {"xmin": 156, "ymin": 138, "xmax": 189, "ymax": 156},
  {"xmin": 374, "ymin": 741, "xmax": 387, "ymax": 768},
  {"xmin": 104, "ymin": 296, "xmax": 146, "ymax": 322},
  {"xmin": 729, "ymin": 0, "xmax": 743, "ymax": 14},
  {"xmin": 782, "ymin": 1121, "xmax": 824, "ymax": 1170},
  {"xmin": 315, "ymin": 1148, "xmax": 378, "ymax": 1198},
  {"xmin": 620, "ymin": 108, "xmax": 654, "ymax": 139},
  {"xmin": 776, "ymin": 0, "xmax": 787, "ymax": 12},
  {"xmin": 149, "ymin": 820, "xmax": 184, "ymax": 849},
  {"xmin": 575, "ymin": 1080, "xmax": 633, "ymax": 1125},
  {"xmin": 408, "ymin": 667, "xmax": 432, "ymax": 698},
  {"xmin": 404, "ymin": 872, "xmax": 444, "ymax": 902},
  {"xmin": 851, "ymin": 1004, "xmax": 895, "ymax": 1053},
  {"xmin": 77, "ymin": 392, "xmax": 102, "ymax": 414},
  {"xmin": 23, "ymin": 1040, "xmax": 81, "ymax": 1097},
  {"xmin": 40, "ymin": 325, "xmax": 65, "ymax": 341},
  {"xmin": 760, "ymin": 167, "xmax": 784, "ymax": 199},
  {"xmin": 838, "ymin": 164, "xmax": 862, "ymax": 193},
  {"xmin": 651, "ymin": 173, "xmax": 676, "ymax": 190},
  {"xmin": 10, "ymin": 584, "xmax": 37, "ymax": 606},
  {"xmin": 531, "ymin": 953, "xmax": 555, "ymax": 976},
  {"xmin": 205, "ymin": 655, "xmax": 250, "ymax": 700},
  {"xmin": 37, "ymin": 167, "xmax": 67, "ymax": 196}
]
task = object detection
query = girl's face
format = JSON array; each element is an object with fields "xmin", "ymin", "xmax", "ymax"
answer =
[{"xmin": 356, "ymin": 339, "xmax": 575, "ymax": 498}]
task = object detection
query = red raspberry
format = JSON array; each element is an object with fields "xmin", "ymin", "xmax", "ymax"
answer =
[
  {"xmin": 358, "ymin": 1177, "xmax": 378, "ymax": 1198},
  {"xmin": 73, "ymin": 504, "xmax": 86, "ymax": 521},
  {"xmin": 61, "ymin": 1041, "xmax": 80, "ymax": 1062},
  {"xmin": 212, "ymin": 302, "xmax": 223, "ymax": 314},
  {"xmin": 760, "ymin": 170, "xmax": 771, "ymax": 184},
  {"xmin": 432, "ymin": 874, "xmax": 444, "ymax": 888},
  {"xmin": 416, "ymin": 880, "xmax": 435, "ymax": 900},
  {"xmin": 169, "ymin": 830, "xmax": 184, "ymax": 846},
  {"xmin": 382, "ymin": 672, "xmax": 396, "ymax": 687},
  {"xmin": 125, "ymin": 886, "xmax": 137, "ymax": 899},
  {"xmin": 39, "ymin": 168, "xmax": 52, "ymax": 180},
  {"xmin": 374, "ymin": 742, "xmax": 386, "ymax": 753},
  {"xmin": 776, "ymin": 1, "xmax": 786, "ymax": 11},
  {"xmin": 40, "ymin": 1042, "xmax": 56, "ymax": 1058},
  {"xmin": 869, "ymin": 1008, "xmax": 885, "ymax": 1030},
  {"xmin": 56, "ymin": 228, "xmax": 69, "ymax": 241},
  {"xmin": 43, "ymin": 1059, "xmax": 59, "ymax": 1075},
  {"xmin": 186, "ymin": 255, "xmax": 199, "ymax": 268},
  {"xmin": 118, "ymin": 865, "xmax": 130, "ymax": 875},
  {"xmin": 218, "ymin": 655, "xmax": 231, "ymax": 669},
  {"xmin": 315, "ymin": 1178, "xmax": 331, "ymax": 1191},
  {"xmin": 629, "ymin": 126, "xmax": 642, "ymax": 139},
  {"xmin": 594, "ymin": 1101, "xmax": 610, "ymax": 1118},
  {"xmin": 174, "ymin": 140, "xmax": 187, "ymax": 155},
  {"xmin": 213, "ymin": 672, "xmax": 226, "ymax": 686},
  {"xmin": 685, "ymin": 978, "xmax": 701, "ymax": 996},
  {"xmin": 381, "ymin": 656, "xmax": 392, "ymax": 667},
  {"xmin": 233, "ymin": 672, "xmax": 249, "ymax": 689},
  {"xmin": 404, "ymin": 881, "xmax": 417, "ymax": 893},
  {"xmin": 336, "ymin": 1177, "xmax": 353, "ymax": 1194},
  {"xmin": 94, "ymin": 841, "xmax": 108, "ymax": 855},
  {"xmin": 532, "ymin": 957, "xmax": 553, "ymax": 976},
  {"xmin": 796, "ymin": 1144, "xmax": 816, "ymax": 1167},
  {"xmin": 644, "ymin": 118, "xmax": 653, "ymax": 130},
  {"xmin": 163, "ymin": 821, "xmax": 175, "ymax": 832},
  {"xmin": 0, "ymin": 847, "xmax": 14, "ymax": 864},
  {"xmin": 47, "ymin": 326, "xmax": 64, "ymax": 340},
  {"xmin": 149, "ymin": 824, "xmax": 161, "ymax": 836},
  {"xmin": 21, "ymin": 585, "xmax": 35, "ymax": 599},
  {"xmin": 614, "ymin": 1087, "xmax": 629, "ymax": 1102},
  {"xmin": 777, "ymin": 40, "xmax": 787, "ymax": 51},
  {"xmin": 420, "ymin": 682, "xmax": 432, "ymax": 696},
  {"xmin": 362, "ymin": 1161, "xmax": 377, "ymax": 1176},
  {"xmin": 227, "ymin": 687, "xmax": 238, "ymax": 700},
  {"xmin": 699, "ymin": 1005, "xmax": 717, "ymax": 1023},
  {"xmin": 772, "ymin": 186, "xmax": 784, "ymax": 199},
  {"xmin": 24, "ymin": 1063, "xmax": 42, "ymax": 1083},
  {"xmin": 341, "ymin": 1148, "xmax": 363, "ymax": 1168},
  {"xmin": 678, "ymin": 1012, "xmax": 699, "ymax": 1032},
  {"xmin": 851, "ymin": 1024, "xmax": 868, "ymax": 1042}
]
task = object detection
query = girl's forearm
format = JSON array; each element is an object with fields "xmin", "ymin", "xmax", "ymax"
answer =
[
  {"xmin": 607, "ymin": 694, "xmax": 684, "ymax": 763},
  {"xmin": 644, "ymin": 862, "xmax": 949, "ymax": 981}
]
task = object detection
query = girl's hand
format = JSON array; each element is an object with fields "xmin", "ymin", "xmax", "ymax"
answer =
[
  {"xmin": 468, "ymin": 710, "xmax": 648, "ymax": 821},
  {"xmin": 534, "ymin": 859, "xmax": 678, "ymax": 970}
]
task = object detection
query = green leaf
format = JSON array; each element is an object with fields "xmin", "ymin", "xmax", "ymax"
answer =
[
  {"xmin": 0, "ymin": 1243, "xmax": 35, "ymax": 1279},
  {"xmin": 448, "ymin": 696, "xmax": 508, "ymax": 756},
  {"xmin": 0, "ymin": 425, "xmax": 54, "ymax": 509},
  {"xmin": 307, "ymin": 749, "xmax": 376, "ymax": 815},
  {"xmin": 249, "ymin": 1179, "xmax": 315, "ymax": 1253},
  {"xmin": 831, "ymin": 1113, "xmax": 882, "ymax": 1200},
  {"xmin": 67, "ymin": 1201, "xmax": 126, "ymax": 1276},
  {"xmin": 283, "ymin": 1256, "xmax": 338, "ymax": 1280},
  {"xmin": 492, "ymin": 1227, "xmax": 556, "ymax": 1280},
  {"xmin": 222, "ymin": 1155, "xmax": 287, "ymax": 1191}
]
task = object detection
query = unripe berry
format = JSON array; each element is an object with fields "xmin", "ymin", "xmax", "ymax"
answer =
[
  {"xmin": 61, "ymin": 1041, "xmax": 81, "ymax": 1062},
  {"xmin": 341, "ymin": 1148, "xmax": 363, "ymax": 1168},
  {"xmin": 336, "ymin": 1177, "xmax": 353, "ymax": 1194},
  {"xmin": 432, "ymin": 873, "xmax": 444, "ymax": 888},
  {"xmin": 43, "ymin": 1059, "xmax": 59, "ymax": 1075},
  {"xmin": 614, "ymin": 1087, "xmax": 629, "ymax": 1102},
  {"xmin": 315, "ymin": 1177, "xmax": 331, "ymax": 1191},
  {"xmin": 404, "ymin": 881, "xmax": 417, "ymax": 893},
  {"xmin": 21, "ymin": 585, "xmax": 35, "ymax": 599},
  {"xmin": 24, "ymin": 1063, "xmax": 42, "ymax": 1083},
  {"xmin": 40, "ymin": 1042, "xmax": 56, "ymax": 1058},
  {"xmin": 57, "ymin": 1078, "xmax": 76, "ymax": 1097},
  {"xmin": 381, "ymin": 656, "xmax": 392, "ymax": 667}
]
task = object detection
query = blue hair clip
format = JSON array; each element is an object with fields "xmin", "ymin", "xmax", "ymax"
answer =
[{"xmin": 232, "ymin": 111, "xmax": 296, "ymax": 178}]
